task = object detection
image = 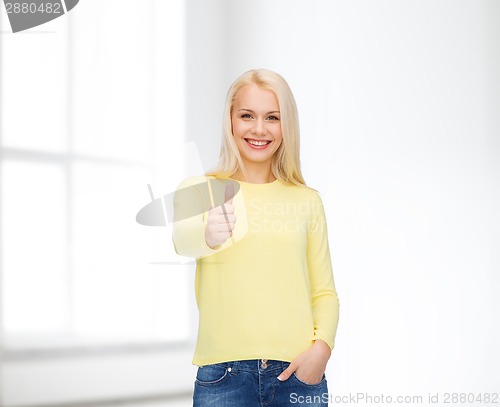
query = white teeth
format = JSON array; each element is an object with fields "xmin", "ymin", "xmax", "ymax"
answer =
[{"xmin": 247, "ymin": 140, "xmax": 269, "ymax": 146}]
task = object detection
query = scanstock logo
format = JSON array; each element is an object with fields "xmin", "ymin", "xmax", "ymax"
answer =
[{"xmin": 3, "ymin": 0, "xmax": 79, "ymax": 33}]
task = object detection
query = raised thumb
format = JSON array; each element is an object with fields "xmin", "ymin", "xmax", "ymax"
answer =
[{"xmin": 224, "ymin": 181, "xmax": 235, "ymax": 205}]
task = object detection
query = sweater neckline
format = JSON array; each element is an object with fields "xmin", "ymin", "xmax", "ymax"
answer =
[{"xmin": 229, "ymin": 177, "xmax": 280, "ymax": 188}]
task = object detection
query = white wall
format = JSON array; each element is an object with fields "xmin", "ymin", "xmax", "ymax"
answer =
[{"xmin": 187, "ymin": 0, "xmax": 500, "ymax": 399}]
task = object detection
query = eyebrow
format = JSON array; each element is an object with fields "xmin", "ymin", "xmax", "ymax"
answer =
[{"xmin": 238, "ymin": 109, "xmax": 280, "ymax": 115}]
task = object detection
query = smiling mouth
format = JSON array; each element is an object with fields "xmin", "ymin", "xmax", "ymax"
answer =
[{"xmin": 244, "ymin": 138, "xmax": 272, "ymax": 146}]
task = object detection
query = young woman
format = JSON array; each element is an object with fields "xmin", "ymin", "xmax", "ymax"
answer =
[{"xmin": 172, "ymin": 69, "xmax": 340, "ymax": 407}]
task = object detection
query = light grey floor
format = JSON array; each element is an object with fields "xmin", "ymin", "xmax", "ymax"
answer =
[
  {"xmin": 91, "ymin": 398, "xmax": 191, "ymax": 407},
  {"xmin": 124, "ymin": 400, "xmax": 191, "ymax": 407}
]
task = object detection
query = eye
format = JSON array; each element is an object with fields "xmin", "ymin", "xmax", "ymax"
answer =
[
  {"xmin": 267, "ymin": 115, "xmax": 280, "ymax": 121},
  {"xmin": 240, "ymin": 113, "xmax": 253, "ymax": 119}
]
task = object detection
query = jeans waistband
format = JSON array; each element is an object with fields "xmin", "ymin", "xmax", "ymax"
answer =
[{"xmin": 217, "ymin": 359, "xmax": 290, "ymax": 374}]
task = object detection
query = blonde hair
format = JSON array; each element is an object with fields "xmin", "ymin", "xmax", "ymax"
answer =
[{"xmin": 205, "ymin": 69, "xmax": 307, "ymax": 188}]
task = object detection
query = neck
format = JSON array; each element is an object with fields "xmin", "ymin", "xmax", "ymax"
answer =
[{"xmin": 233, "ymin": 165, "xmax": 276, "ymax": 184}]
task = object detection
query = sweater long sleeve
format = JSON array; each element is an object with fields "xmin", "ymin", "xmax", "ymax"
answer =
[{"xmin": 307, "ymin": 191, "xmax": 340, "ymax": 350}]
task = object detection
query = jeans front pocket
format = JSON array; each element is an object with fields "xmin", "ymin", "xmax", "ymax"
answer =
[
  {"xmin": 195, "ymin": 363, "xmax": 229, "ymax": 386},
  {"xmin": 291, "ymin": 371, "xmax": 327, "ymax": 388}
]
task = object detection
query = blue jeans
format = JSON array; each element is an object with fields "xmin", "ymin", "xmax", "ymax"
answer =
[{"xmin": 193, "ymin": 359, "xmax": 329, "ymax": 406}]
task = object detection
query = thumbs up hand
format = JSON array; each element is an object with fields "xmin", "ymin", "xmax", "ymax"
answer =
[{"xmin": 205, "ymin": 182, "xmax": 237, "ymax": 249}]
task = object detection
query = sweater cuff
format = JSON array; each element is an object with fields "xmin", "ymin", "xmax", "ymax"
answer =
[{"xmin": 311, "ymin": 330, "xmax": 335, "ymax": 351}]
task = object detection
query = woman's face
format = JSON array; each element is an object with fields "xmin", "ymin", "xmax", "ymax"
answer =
[{"xmin": 231, "ymin": 84, "xmax": 282, "ymax": 169}]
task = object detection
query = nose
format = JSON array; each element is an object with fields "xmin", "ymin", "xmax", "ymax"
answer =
[{"xmin": 251, "ymin": 119, "xmax": 267, "ymax": 135}]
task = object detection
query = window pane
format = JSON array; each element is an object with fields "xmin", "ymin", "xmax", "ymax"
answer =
[
  {"xmin": 71, "ymin": 162, "xmax": 189, "ymax": 341},
  {"xmin": 0, "ymin": 17, "xmax": 68, "ymax": 152},
  {"xmin": 1, "ymin": 161, "xmax": 68, "ymax": 334},
  {"xmin": 71, "ymin": 0, "xmax": 151, "ymax": 161}
]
